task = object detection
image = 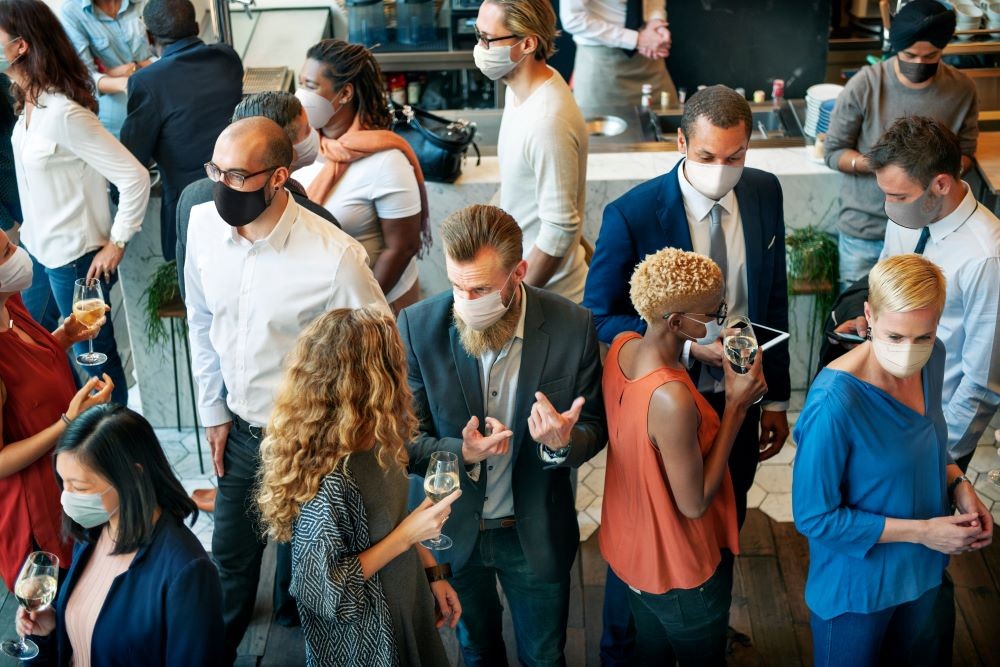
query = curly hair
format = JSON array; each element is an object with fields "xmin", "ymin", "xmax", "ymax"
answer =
[
  {"xmin": 305, "ymin": 39, "xmax": 391, "ymax": 131},
  {"xmin": 630, "ymin": 247, "xmax": 724, "ymax": 323},
  {"xmin": 256, "ymin": 307, "xmax": 418, "ymax": 542}
]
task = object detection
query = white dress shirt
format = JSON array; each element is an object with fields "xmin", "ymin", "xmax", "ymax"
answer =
[
  {"xmin": 560, "ymin": 0, "xmax": 666, "ymax": 49},
  {"xmin": 185, "ymin": 194, "xmax": 390, "ymax": 427},
  {"xmin": 12, "ymin": 91, "xmax": 149, "ymax": 268},
  {"xmin": 881, "ymin": 183, "xmax": 1000, "ymax": 459}
]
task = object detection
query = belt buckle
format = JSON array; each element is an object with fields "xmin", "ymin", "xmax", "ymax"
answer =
[{"xmin": 248, "ymin": 424, "xmax": 265, "ymax": 439}]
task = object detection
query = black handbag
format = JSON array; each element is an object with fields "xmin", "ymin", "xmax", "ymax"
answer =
[{"xmin": 390, "ymin": 102, "xmax": 480, "ymax": 183}]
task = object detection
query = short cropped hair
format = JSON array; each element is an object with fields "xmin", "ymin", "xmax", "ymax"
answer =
[
  {"xmin": 143, "ymin": 0, "xmax": 198, "ymax": 43},
  {"xmin": 439, "ymin": 204, "xmax": 523, "ymax": 270},
  {"xmin": 630, "ymin": 247, "xmax": 724, "ymax": 323},
  {"xmin": 868, "ymin": 253, "xmax": 946, "ymax": 318},
  {"xmin": 866, "ymin": 115, "xmax": 962, "ymax": 188},
  {"xmin": 233, "ymin": 92, "xmax": 304, "ymax": 146},
  {"xmin": 486, "ymin": 0, "xmax": 558, "ymax": 61},
  {"xmin": 680, "ymin": 85, "xmax": 752, "ymax": 140}
]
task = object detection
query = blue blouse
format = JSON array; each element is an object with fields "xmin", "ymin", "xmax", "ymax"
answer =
[
  {"xmin": 792, "ymin": 342, "xmax": 950, "ymax": 620},
  {"xmin": 59, "ymin": 0, "xmax": 150, "ymax": 138}
]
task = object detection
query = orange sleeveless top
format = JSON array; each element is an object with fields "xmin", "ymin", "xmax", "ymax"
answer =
[{"xmin": 599, "ymin": 333, "xmax": 739, "ymax": 594}]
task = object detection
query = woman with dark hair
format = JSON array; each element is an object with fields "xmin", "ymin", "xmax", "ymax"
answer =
[
  {"xmin": 15, "ymin": 404, "xmax": 224, "ymax": 667},
  {"xmin": 0, "ymin": 0, "xmax": 149, "ymax": 406},
  {"xmin": 296, "ymin": 39, "xmax": 429, "ymax": 313}
]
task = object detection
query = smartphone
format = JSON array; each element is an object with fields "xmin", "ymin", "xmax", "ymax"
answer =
[{"xmin": 829, "ymin": 331, "xmax": 865, "ymax": 344}]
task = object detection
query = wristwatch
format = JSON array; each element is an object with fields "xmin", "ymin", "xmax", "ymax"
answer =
[
  {"xmin": 947, "ymin": 474, "xmax": 971, "ymax": 497},
  {"xmin": 112, "ymin": 239, "xmax": 127, "ymax": 250},
  {"xmin": 425, "ymin": 563, "xmax": 452, "ymax": 583}
]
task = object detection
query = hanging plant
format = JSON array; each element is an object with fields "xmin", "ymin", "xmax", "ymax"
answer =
[
  {"xmin": 141, "ymin": 260, "xmax": 180, "ymax": 346},
  {"xmin": 786, "ymin": 226, "xmax": 838, "ymax": 336}
]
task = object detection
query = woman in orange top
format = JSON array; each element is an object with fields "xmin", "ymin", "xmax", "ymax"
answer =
[{"xmin": 600, "ymin": 247, "xmax": 766, "ymax": 666}]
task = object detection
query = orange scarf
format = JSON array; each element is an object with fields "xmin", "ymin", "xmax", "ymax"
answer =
[{"xmin": 306, "ymin": 116, "xmax": 431, "ymax": 255}]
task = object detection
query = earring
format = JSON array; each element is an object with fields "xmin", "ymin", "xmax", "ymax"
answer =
[{"xmin": 865, "ymin": 324, "xmax": 872, "ymax": 341}]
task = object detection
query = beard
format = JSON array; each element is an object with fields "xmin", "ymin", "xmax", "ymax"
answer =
[{"xmin": 454, "ymin": 289, "xmax": 522, "ymax": 358}]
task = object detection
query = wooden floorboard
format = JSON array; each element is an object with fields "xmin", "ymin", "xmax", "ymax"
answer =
[
  {"xmin": 738, "ymin": 555, "xmax": 803, "ymax": 667},
  {"xmin": 948, "ymin": 550, "xmax": 1000, "ymax": 667},
  {"xmin": 952, "ymin": 601, "xmax": 984, "ymax": 667}
]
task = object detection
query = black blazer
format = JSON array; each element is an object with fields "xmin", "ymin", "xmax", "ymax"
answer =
[
  {"xmin": 583, "ymin": 161, "xmax": 791, "ymax": 403},
  {"xmin": 398, "ymin": 286, "xmax": 607, "ymax": 581}
]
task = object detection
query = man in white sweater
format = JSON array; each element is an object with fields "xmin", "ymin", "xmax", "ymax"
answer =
[{"xmin": 474, "ymin": 0, "xmax": 589, "ymax": 303}]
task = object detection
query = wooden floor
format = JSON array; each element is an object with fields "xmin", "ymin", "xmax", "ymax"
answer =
[{"xmin": 2, "ymin": 509, "xmax": 999, "ymax": 666}]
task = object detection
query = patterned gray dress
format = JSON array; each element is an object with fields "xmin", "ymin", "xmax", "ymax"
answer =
[{"xmin": 290, "ymin": 447, "xmax": 450, "ymax": 667}]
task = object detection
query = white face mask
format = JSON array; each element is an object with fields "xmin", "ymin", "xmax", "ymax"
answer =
[
  {"xmin": 683, "ymin": 158, "xmax": 744, "ymax": 201},
  {"xmin": 295, "ymin": 88, "xmax": 339, "ymax": 130},
  {"xmin": 871, "ymin": 336, "xmax": 934, "ymax": 379},
  {"xmin": 0, "ymin": 245, "xmax": 33, "ymax": 294},
  {"xmin": 291, "ymin": 128, "xmax": 320, "ymax": 171},
  {"xmin": 473, "ymin": 42, "xmax": 526, "ymax": 81},
  {"xmin": 453, "ymin": 271, "xmax": 515, "ymax": 331},
  {"xmin": 680, "ymin": 314, "xmax": 723, "ymax": 345}
]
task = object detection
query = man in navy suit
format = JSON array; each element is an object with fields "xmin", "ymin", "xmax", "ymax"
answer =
[
  {"xmin": 120, "ymin": 0, "xmax": 242, "ymax": 261},
  {"xmin": 584, "ymin": 84, "xmax": 791, "ymax": 663},
  {"xmin": 400, "ymin": 204, "xmax": 607, "ymax": 666}
]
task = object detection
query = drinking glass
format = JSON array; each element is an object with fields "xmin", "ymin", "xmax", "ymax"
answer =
[
  {"xmin": 1, "ymin": 551, "xmax": 59, "ymax": 661},
  {"xmin": 421, "ymin": 451, "xmax": 459, "ymax": 550},
  {"xmin": 723, "ymin": 315, "xmax": 762, "ymax": 404},
  {"xmin": 72, "ymin": 278, "xmax": 107, "ymax": 367},
  {"xmin": 988, "ymin": 430, "xmax": 1000, "ymax": 487}
]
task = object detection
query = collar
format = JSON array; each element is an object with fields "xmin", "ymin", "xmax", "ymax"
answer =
[
  {"xmin": 928, "ymin": 182, "xmax": 977, "ymax": 244},
  {"xmin": 161, "ymin": 36, "xmax": 202, "ymax": 58},
  {"xmin": 224, "ymin": 190, "xmax": 297, "ymax": 251},
  {"xmin": 82, "ymin": 0, "xmax": 131, "ymax": 17},
  {"xmin": 513, "ymin": 284, "xmax": 527, "ymax": 341},
  {"xmin": 676, "ymin": 157, "xmax": 736, "ymax": 222}
]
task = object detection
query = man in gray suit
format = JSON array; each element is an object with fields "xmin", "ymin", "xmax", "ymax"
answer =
[{"xmin": 398, "ymin": 204, "xmax": 607, "ymax": 667}]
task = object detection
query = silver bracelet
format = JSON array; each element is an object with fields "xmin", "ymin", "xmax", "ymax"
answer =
[{"xmin": 60, "ymin": 413, "xmax": 71, "ymax": 426}]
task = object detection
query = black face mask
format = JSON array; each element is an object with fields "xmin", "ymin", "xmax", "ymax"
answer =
[
  {"xmin": 897, "ymin": 58, "xmax": 939, "ymax": 84},
  {"xmin": 212, "ymin": 177, "xmax": 274, "ymax": 227}
]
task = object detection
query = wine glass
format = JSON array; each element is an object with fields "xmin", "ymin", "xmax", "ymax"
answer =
[
  {"xmin": 421, "ymin": 451, "xmax": 459, "ymax": 550},
  {"xmin": 723, "ymin": 315, "xmax": 762, "ymax": 404},
  {"xmin": 72, "ymin": 278, "xmax": 107, "ymax": 367},
  {"xmin": 988, "ymin": 430, "xmax": 1000, "ymax": 488},
  {"xmin": 1, "ymin": 551, "xmax": 59, "ymax": 660}
]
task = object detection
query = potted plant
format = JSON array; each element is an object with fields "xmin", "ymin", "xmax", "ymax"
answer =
[
  {"xmin": 140, "ymin": 260, "xmax": 180, "ymax": 346},
  {"xmin": 785, "ymin": 226, "xmax": 838, "ymax": 336}
]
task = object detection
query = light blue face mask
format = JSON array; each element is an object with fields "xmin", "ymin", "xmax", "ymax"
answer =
[
  {"xmin": 61, "ymin": 487, "xmax": 118, "ymax": 529},
  {"xmin": 0, "ymin": 36, "xmax": 23, "ymax": 74}
]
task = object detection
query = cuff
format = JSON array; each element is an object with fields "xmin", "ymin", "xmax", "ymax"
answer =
[
  {"xmin": 538, "ymin": 443, "xmax": 571, "ymax": 467},
  {"xmin": 533, "ymin": 222, "xmax": 577, "ymax": 259},
  {"xmin": 761, "ymin": 401, "xmax": 789, "ymax": 412},
  {"xmin": 681, "ymin": 339, "xmax": 694, "ymax": 368},
  {"xmin": 199, "ymin": 402, "xmax": 232, "ymax": 428},
  {"xmin": 467, "ymin": 462, "xmax": 481, "ymax": 483},
  {"xmin": 621, "ymin": 29, "xmax": 639, "ymax": 51}
]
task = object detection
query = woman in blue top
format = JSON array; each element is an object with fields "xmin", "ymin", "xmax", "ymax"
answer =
[
  {"xmin": 792, "ymin": 254, "xmax": 993, "ymax": 667},
  {"xmin": 15, "ymin": 404, "xmax": 224, "ymax": 666}
]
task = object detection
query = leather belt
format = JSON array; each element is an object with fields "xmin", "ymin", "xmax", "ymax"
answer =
[
  {"xmin": 232, "ymin": 414, "xmax": 265, "ymax": 440},
  {"xmin": 479, "ymin": 516, "xmax": 516, "ymax": 531}
]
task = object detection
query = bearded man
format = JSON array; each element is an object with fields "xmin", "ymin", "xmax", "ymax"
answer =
[{"xmin": 398, "ymin": 203, "xmax": 607, "ymax": 667}]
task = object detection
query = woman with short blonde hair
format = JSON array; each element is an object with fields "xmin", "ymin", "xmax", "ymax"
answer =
[{"xmin": 257, "ymin": 307, "xmax": 461, "ymax": 667}]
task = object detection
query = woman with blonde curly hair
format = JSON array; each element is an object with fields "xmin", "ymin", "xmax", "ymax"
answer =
[
  {"xmin": 600, "ymin": 248, "xmax": 766, "ymax": 666},
  {"xmin": 256, "ymin": 307, "xmax": 461, "ymax": 667}
]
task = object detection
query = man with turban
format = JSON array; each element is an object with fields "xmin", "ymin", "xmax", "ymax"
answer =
[{"xmin": 823, "ymin": 0, "xmax": 978, "ymax": 293}]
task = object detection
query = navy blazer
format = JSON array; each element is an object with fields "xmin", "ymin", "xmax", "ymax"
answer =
[
  {"xmin": 398, "ymin": 286, "xmax": 607, "ymax": 582},
  {"xmin": 32, "ymin": 516, "xmax": 224, "ymax": 667},
  {"xmin": 583, "ymin": 161, "xmax": 791, "ymax": 403}
]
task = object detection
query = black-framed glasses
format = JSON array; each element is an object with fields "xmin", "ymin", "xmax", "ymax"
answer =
[
  {"xmin": 473, "ymin": 26, "xmax": 520, "ymax": 49},
  {"xmin": 664, "ymin": 300, "xmax": 728, "ymax": 325},
  {"xmin": 204, "ymin": 162, "xmax": 279, "ymax": 189}
]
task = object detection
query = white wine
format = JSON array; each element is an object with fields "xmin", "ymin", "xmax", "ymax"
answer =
[
  {"xmin": 424, "ymin": 472, "xmax": 459, "ymax": 504},
  {"xmin": 724, "ymin": 335, "xmax": 757, "ymax": 373},
  {"xmin": 14, "ymin": 575, "xmax": 57, "ymax": 613},
  {"xmin": 73, "ymin": 298, "xmax": 105, "ymax": 327}
]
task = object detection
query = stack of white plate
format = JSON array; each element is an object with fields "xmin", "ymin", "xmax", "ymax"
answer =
[
  {"xmin": 986, "ymin": 2, "xmax": 1000, "ymax": 32},
  {"xmin": 804, "ymin": 84, "xmax": 843, "ymax": 137},
  {"xmin": 954, "ymin": 2, "xmax": 984, "ymax": 40}
]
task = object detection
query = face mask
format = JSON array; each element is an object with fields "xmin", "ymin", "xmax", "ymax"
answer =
[
  {"xmin": 871, "ymin": 336, "xmax": 934, "ymax": 379},
  {"xmin": 295, "ymin": 88, "xmax": 340, "ymax": 130},
  {"xmin": 291, "ymin": 128, "xmax": 320, "ymax": 171},
  {"xmin": 683, "ymin": 158, "xmax": 744, "ymax": 201},
  {"xmin": 897, "ymin": 58, "xmax": 939, "ymax": 84},
  {"xmin": 884, "ymin": 185, "xmax": 943, "ymax": 230},
  {"xmin": 0, "ymin": 245, "xmax": 33, "ymax": 293},
  {"xmin": 473, "ymin": 42, "xmax": 526, "ymax": 81},
  {"xmin": 61, "ymin": 487, "xmax": 117, "ymax": 529},
  {"xmin": 212, "ymin": 177, "xmax": 274, "ymax": 227},
  {"xmin": 680, "ymin": 314, "xmax": 723, "ymax": 346},
  {"xmin": 453, "ymin": 271, "xmax": 515, "ymax": 331},
  {"xmin": 0, "ymin": 36, "xmax": 22, "ymax": 74}
]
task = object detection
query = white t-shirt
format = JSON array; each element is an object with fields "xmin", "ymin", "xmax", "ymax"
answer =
[{"xmin": 297, "ymin": 148, "xmax": 422, "ymax": 302}]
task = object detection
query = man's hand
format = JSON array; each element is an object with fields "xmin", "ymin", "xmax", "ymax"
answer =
[
  {"xmin": 640, "ymin": 23, "xmax": 671, "ymax": 59},
  {"xmin": 636, "ymin": 19, "xmax": 670, "ymax": 59},
  {"xmin": 206, "ymin": 421, "xmax": 232, "ymax": 477},
  {"xmin": 86, "ymin": 242, "xmax": 125, "ymax": 283},
  {"xmin": 461, "ymin": 416, "xmax": 513, "ymax": 464},
  {"xmin": 831, "ymin": 316, "xmax": 869, "ymax": 349},
  {"xmin": 528, "ymin": 393, "xmax": 584, "ymax": 450},
  {"xmin": 953, "ymin": 481, "xmax": 993, "ymax": 551},
  {"xmin": 690, "ymin": 340, "xmax": 724, "ymax": 368},
  {"xmin": 758, "ymin": 410, "xmax": 789, "ymax": 461}
]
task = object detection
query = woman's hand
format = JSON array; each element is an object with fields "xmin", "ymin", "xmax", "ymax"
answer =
[
  {"xmin": 920, "ymin": 514, "xmax": 983, "ymax": 554},
  {"xmin": 397, "ymin": 491, "xmax": 462, "ymax": 546},
  {"xmin": 723, "ymin": 347, "xmax": 767, "ymax": 410},
  {"xmin": 953, "ymin": 482, "xmax": 993, "ymax": 550},
  {"xmin": 15, "ymin": 607, "xmax": 55, "ymax": 638},
  {"xmin": 60, "ymin": 306, "xmax": 109, "ymax": 345},
  {"xmin": 429, "ymin": 580, "xmax": 461, "ymax": 629},
  {"xmin": 65, "ymin": 374, "xmax": 114, "ymax": 420}
]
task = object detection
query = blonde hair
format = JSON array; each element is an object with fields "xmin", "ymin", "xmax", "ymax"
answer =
[
  {"xmin": 630, "ymin": 248, "xmax": 724, "ymax": 323},
  {"xmin": 440, "ymin": 204, "xmax": 523, "ymax": 271},
  {"xmin": 485, "ymin": 0, "xmax": 559, "ymax": 61},
  {"xmin": 868, "ymin": 253, "xmax": 946, "ymax": 318},
  {"xmin": 256, "ymin": 308, "xmax": 418, "ymax": 542}
]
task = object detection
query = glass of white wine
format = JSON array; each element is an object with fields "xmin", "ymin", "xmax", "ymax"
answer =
[
  {"xmin": 421, "ymin": 451, "xmax": 459, "ymax": 550},
  {"xmin": 723, "ymin": 315, "xmax": 762, "ymax": 404},
  {"xmin": 72, "ymin": 278, "xmax": 107, "ymax": 367},
  {"xmin": 1, "ymin": 551, "xmax": 59, "ymax": 661}
]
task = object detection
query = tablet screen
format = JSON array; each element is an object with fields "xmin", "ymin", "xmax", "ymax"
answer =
[{"xmin": 750, "ymin": 322, "xmax": 790, "ymax": 352}]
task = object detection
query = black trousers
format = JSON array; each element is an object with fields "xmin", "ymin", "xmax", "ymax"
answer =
[{"xmin": 703, "ymin": 391, "xmax": 762, "ymax": 530}]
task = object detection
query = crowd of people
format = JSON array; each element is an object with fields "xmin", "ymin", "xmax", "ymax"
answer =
[{"xmin": 0, "ymin": 0, "xmax": 996, "ymax": 665}]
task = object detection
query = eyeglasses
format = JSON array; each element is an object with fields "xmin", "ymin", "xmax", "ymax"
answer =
[
  {"xmin": 665, "ymin": 301, "xmax": 728, "ymax": 325},
  {"xmin": 473, "ymin": 26, "xmax": 520, "ymax": 50},
  {"xmin": 204, "ymin": 162, "xmax": 279, "ymax": 189}
]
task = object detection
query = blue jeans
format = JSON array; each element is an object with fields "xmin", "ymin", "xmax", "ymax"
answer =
[
  {"xmin": 810, "ymin": 584, "xmax": 941, "ymax": 667},
  {"xmin": 625, "ymin": 551, "xmax": 733, "ymax": 667},
  {"xmin": 450, "ymin": 525, "xmax": 570, "ymax": 667},
  {"xmin": 837, "ymin": 233, "xmax": 884, "ymax": 294},
  {"xmin": 20, "ymin": 248, "xmax": 129, "ymax": 406},
  {"xmin": 600, "ymin": 568, "xmax": 635, "ymax": 666}
]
